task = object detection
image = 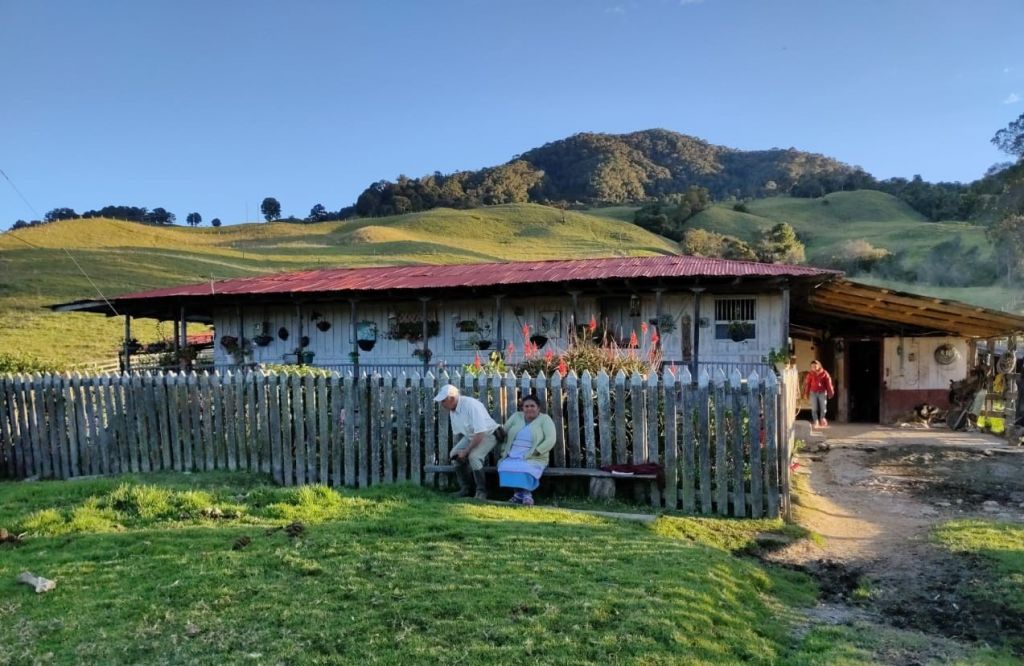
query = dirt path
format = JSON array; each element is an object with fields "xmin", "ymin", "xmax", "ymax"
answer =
[{"xmin": 769, "ymin": 423, "xmax": 1024, "ymax": 662}]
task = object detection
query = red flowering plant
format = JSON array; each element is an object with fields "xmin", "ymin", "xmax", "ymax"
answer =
[{"xmin": 514, "ymin": 315, "xmax": 661, "ymax": 377}]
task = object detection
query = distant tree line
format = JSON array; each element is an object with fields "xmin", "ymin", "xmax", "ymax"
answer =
[{"xmin": 11, "ymin": 204, "xmax": 177, "ymax": 230}]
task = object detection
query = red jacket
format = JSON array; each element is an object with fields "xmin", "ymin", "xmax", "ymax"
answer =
[{"xmin": 803, "ymin": 369, "xmax": 834, "ymax": 398}]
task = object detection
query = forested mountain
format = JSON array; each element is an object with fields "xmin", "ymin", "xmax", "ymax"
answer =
[{"xmin": 354, "ymin": 129, "xmax": 870, "ymax": 217}]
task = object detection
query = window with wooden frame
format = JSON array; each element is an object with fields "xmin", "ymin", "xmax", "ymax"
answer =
[{"xmin": 714, "ymin": 297, "xmax": 756, "ymax": 341}]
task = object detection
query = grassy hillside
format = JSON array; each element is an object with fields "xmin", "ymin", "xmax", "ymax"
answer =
[
  {"xmin": 592, "ymin": 191, "xmax": 993, "ymax": 265},
  {"xmin": 0, "ymin": 204, "xmax": 677, "ymax": 367},
  {"xmin": 588, "ymin": 190, "xmax": 1019, "ymax": 310},
  {"xmin": 686, "ymin": 191, "xmax": 993, "ymax": 264}
]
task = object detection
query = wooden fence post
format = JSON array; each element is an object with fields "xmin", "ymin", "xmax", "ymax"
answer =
[
  {"xmin": 697, "ymin": 369, "xmax": 712, "ymax": 515},
  {"xmin": 747, "ymin": 371, "xmax": 764, "ymax": 519},
  {"xmin": 712, "ymin": 369, "xmax": 728, "ymax": 516},
  {"xmin": 729, "ymin": 369, "xmax": 746, "ymax": 518},
  {"xmin": 663, "ymin": 369, "xmax": 678, "ymax": 510},
  {"xmin": 764, "ymin": 371, "xmax": 781, "ymax": 519}
]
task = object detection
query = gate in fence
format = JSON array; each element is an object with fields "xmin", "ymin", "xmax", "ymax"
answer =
[{"xmin": 0, "ymin": 368, "xmax": 794, "ymax": 517}]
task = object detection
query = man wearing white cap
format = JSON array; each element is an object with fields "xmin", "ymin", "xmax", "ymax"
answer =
[{"xmin": 434, "ymin": 383, "xmax": 499, "ymax": 499}]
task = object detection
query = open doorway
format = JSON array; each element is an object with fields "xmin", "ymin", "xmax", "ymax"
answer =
[{"xmin": 847, "ymin": 340, "xmax": 881, "ymax": 422}]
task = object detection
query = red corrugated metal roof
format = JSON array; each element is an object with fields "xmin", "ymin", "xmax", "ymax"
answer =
[{"xmin": 116, "ymin": 255, "xmax": 836, "ymax": 302}]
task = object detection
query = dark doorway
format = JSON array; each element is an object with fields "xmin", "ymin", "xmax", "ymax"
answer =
[{"xmin": 847, "ymin": 340, "xmax": 881, "ymax": 422}]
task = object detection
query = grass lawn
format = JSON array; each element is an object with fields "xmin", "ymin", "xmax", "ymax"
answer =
[
  {"xmin": 1, "ymin": 475, "xmax": 1016, "ymax": 665},
  {"xmin": 933, "ymin": 519, "xmax": 1024, "ymax": 653}
]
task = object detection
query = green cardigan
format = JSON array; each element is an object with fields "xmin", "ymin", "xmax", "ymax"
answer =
[{"xmin": 500, "ymin": 412, "xmax": 557, "ymax": 466}]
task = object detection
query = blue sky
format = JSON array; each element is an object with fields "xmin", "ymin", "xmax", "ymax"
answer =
[{"xmin": 1, "ymin": 0, "xmax": 1022, "ymax": 226}]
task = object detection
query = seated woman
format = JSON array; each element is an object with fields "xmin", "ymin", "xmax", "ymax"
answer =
[{"xmin": 497, "ymin": 393, "xmax": 556, "ymax": 506}]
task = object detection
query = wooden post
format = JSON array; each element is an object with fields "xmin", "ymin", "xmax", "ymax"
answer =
[
  {"xmin": 569, "ymin": 290, "xmax": 580, "ymax": 333},
  {"xmin": 694, "ymin": 369, "xmax": 710, "ymax": 514},
  {"xmin": 690, "ymin": 288, "xmax": 704, "ymax": 376},
  {"xmin": 764, "ymin": 371, "xmax": 780, "ymax": 518},
  {"xmin": 566, "ymin": 371, "xmax": 582, "ymax": 467},
  {"xmin": 748, "ymin": 370, "xmax": 764, "ymax": 519},
  {"xmin": 729, "ymin": 369, "xmax": 746, "ymax": 517},
  {"xmin": 654, "ymin": 288, "xmax": 664, "ymax": 351},
  {"xmin": 646, "ymin": 371, "xmax": 661, "ymax": 507},
  {"xmin": 663, "ymin": 369, "xmax": 678, "ymax": 510},
  {"xmin": 494, "ymin": 295, "xmax": 505, "ymax": 352},
  {"xmin": 123, "ymin": 315, "xmax": 133, "ymax": 373},
  {"xmin": 420, "ymin": 297, "xmax": 431, "ymax": 373},
  {"xmin": 713, "ymin": 369, "xmax": 728, "ymax": 516},
  {"xmin": 350, "ymin": 300, "xmax": 359, "ymax": 375}
]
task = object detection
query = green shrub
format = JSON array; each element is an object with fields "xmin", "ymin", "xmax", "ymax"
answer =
[
  {"xmin": 20, "ymin": 508, "xmax": 65, "ymax": 535},
  {"xmin": 104, "ymin": 483, "xmax": 174, "ymax": 520},
  {"xmin": 262, "ymin": 484, "xmax": 359, "ymax": 523},
  {"xmin": 0, "ymin": 352, "xmax": 63, "ymax": 374}
]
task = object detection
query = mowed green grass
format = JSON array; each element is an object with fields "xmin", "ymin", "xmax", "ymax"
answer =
[
  {"xmin": 0, "ymin": 474, "xmax": 812, "ymax": 664},
  {"xmin": 0, "ymin": 205, "xmax": 677, "ymax": 367},
  {"xmin": 934, "ymin": 519, "xmax": 1024, "ymax": 652},
  {"xmin": 1, "ymin": 475, "xmax": 1015, "ymax": 664}
]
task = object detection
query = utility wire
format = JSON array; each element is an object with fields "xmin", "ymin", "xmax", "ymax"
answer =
[
  {"xmin": 0, "ymin": 168, "xmax": 39, "ymax": 217},
  {"xmin": 1, "ymin": 168, "xmax": 119, "ymax": 316}
]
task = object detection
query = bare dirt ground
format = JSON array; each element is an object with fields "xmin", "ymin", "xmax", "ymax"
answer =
[{"xmin": 768, "ymin": 423, "xmax": 1024, "ymax": 663}]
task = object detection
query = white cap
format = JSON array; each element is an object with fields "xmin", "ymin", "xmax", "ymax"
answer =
[{"xmin": 433, "ymin": 384, "xmax": 459, "ymax": 401}]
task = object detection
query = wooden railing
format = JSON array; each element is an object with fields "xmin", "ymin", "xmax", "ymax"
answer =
[{"xmin": 0, "ymin": 368, "xmax": 788, "ymax": 517}]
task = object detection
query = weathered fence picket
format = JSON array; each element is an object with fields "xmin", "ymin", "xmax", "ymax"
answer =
[{"xmin": 1, "ymin": 369, "xmax": 790, "ymax": 517}]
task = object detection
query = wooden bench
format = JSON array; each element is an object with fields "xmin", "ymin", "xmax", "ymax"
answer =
[{"xmin": 424, "ymin": 464, "xmax": 657, "ymax": 499}]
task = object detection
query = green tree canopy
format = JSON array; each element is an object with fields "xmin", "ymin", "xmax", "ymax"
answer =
[
  {"xmin": 186, "ymin": 212, "xmax": 202, "ymax": 227},
  {"xmin": 261, "ymin": 197, "xmax": 281, "ymax": 222},
  {"xmin": 756, "ymin": 222, "xmax": 805, "ymax": 264},
  {"xmin": 992, "ymin": 112, "xmax": 1024, "ymax": 160}
]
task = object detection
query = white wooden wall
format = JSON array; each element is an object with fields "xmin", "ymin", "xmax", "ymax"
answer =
[
  {"xmin": 211, "ymin": 291, "xmax": 780, "ymax": 367},
  {"xmin": 698, "ymin": 293, "xmax": 786, "ymax": 366},
  {"xmin": 883, "ymin": 336, "xmax": 968, "ymax": 391}
]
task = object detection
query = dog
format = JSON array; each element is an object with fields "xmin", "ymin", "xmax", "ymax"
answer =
[{"xmin": 892, "ymin": 403, "xmax": 943, "ymax": 429}]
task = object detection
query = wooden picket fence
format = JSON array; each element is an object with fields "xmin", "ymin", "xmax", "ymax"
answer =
[{"xmin": 0, "ymin": 368, "xmax": 791, "ymax": 517}]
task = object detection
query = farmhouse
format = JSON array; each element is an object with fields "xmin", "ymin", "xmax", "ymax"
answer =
[{"xmin": 53, "ymin": 255, "xmax": 1024, "ymax": 427}]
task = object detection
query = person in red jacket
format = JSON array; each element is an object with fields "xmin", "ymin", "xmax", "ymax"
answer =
[{"xmin": 802, "ymin": 360, "xmax": 835, "ymax": 428}]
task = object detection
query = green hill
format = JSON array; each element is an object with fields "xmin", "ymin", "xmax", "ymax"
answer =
[
  {"xmin": 675, "ymin": 190, "xmax": 992, "ymax": 264},
  {"xmin": 352, "ymin": 129, "xmax": 864, "ymax": 217},
  {"xmin": 0, "ymin": 204, "xmax": 678, "ymax": 367}
]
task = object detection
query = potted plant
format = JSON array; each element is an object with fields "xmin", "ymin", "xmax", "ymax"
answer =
[
  {"xmin": 316, "ymin": 320, "xmax": 332, "ymax": 332},
  {"xmin": 727, "ymin": 320, "xmax": 752, "ymax": 342},
  {"xmin": 221, "ymin": 336, "xmax": 252, "ymax": 364},
  {"xmin": 651, "ymin": 314, "xmax": 677, "ymax": 335},
  {"xmin": 294, "ymin": 346, "xmax": 315, "ymax": 365},
  {"xmin": 254, "ymin": 332, "xmax": 274, "ymax": 347},
  {"xmin": 471, "ymin": 334, "xmax": 492, "ymax": 350},
  {"xmin": 468, "ymin": 320, "xmax": 493, "ymax": 350},
  {"xmin": 412, "ymin": 348, "xmax": 432, "ymax": 362},
  {"xmin": 356, "ymin": 320, "xmax": 378, "ymax": 351},
  {"xmin": 347, "ymin": 351, "xmax": 360, "ymax": 363},
  {"xmin": 765, "ymin": 348, "xmax": 791, "ymax": 375},
  {"xmin": 529, "ymin": 334, "xmax": 549, "ymax": 349}
]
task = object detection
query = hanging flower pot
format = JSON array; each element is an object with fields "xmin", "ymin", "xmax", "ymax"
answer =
[
  {"xmin": 529, "ymin": 334, "xmax": 548, "ymax": 349},
  {"xmin": 316, "ymin": 320, "xmax": 332, "ymax": 332},
  {"xmin": 356, "ymin": 320, "xmax": 378, "ymax": 351},
  {"xmin": 476, "ymin": 340, "xmax": 492, "ymax": 350},
  {"xmin": 300, "ymin": 335, "xmax": 310, "ymax": 347},
  {"xmin": 254, "ymin": 334, "xmax": 274, "ymax": 347},
  {"xmin": 278, "ymin": 327, "xmax": 290, "ymax": 341}
]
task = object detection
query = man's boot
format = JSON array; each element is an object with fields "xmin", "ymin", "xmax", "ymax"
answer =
[
  {"xmin": 472, "ymin": 469, "xmax": 488, "ymax": 500},
  {"xmin": 449, "ymin": 461, "xmax": 473, "ymax": 497}
]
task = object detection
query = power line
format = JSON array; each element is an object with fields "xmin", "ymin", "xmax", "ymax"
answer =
[
  {"xmin": 0, "ymin": 167, "xmax": 39, "ymax": 217},
  {"xmin": 0, "ymin": 168, "xmax": 119, "ymax": 316}
]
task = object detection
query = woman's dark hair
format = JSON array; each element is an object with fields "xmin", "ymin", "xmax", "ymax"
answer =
[{"xmin": 520, "ymin": 393, "xmax": 544, "ymax": 411}]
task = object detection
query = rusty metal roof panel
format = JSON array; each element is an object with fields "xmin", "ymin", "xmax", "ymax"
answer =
[{"xmin": 112, "ymin": 256, "xmax": 835, "ymax": 302}]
